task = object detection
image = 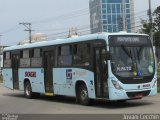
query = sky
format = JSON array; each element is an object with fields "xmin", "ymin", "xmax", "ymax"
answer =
[{"xmin": 0, "ymin": 0, "xmax": 160, "ymax": 46}]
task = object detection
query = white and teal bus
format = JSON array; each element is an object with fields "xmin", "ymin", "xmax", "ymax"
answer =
[{"xmin": 3, "ymin": 32, "xmax": 157, "ymax": 105}]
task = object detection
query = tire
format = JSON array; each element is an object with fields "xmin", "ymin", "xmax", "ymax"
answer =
[
  {"xmin": 117, "ymin": 100, "xmax": 127, "ymax": 103},
  {"xmin": 78, "ymin": 84, "xmax": 90, "ymax": 106},
  {"xmin": 24, "ymin": 81, "xmax": 34, "ymax": 99}
]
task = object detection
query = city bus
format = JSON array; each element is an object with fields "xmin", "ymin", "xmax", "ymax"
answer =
[{"xmin": 3, "ymin": 32, "xmax": 157, "ymax": 105}]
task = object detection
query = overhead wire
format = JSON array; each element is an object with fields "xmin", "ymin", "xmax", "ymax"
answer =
[{"xmin": 2, "ymin": 5, "xmax": 158, "ymax": 43}]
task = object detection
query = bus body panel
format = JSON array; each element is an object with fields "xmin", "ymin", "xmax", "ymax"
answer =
[
  {"xmin": 53, "ymin": 68, "xmax": 75, "ymax": 96},
  {"xmin": 3, "ymin": 69, "xmax": 13, "ymax": 89},
  {"xmin": 73, "ymin": 68, "xmax": 96, "ymax": 99},
  {"xmin": 2, "ymin": 32, "xmax": 157, "ymax": 103},
  {"xmin": 53, "ymin": 68, "xmax": 96, "ymax": 98},
  {"xmin": 108, "ymin": 73, "xmax": 157, "ymax": 100},
  {"xmin": 108, "ymin": 60, "xmax": 157, "ymax": 100},
  {"xmin": 18, "ymin": 68, "xmax": 45, "ymax": 93}
]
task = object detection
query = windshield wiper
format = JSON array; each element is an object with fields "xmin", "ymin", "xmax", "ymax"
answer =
[
  {"xmin": 136, "ymin": 46, "xmax": 143, "ymax": 63},
  {"xmin": 121, "ymin": 45, "xmax": 133, "ymax": 60}
]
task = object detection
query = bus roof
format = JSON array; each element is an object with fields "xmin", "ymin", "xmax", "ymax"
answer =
[{"xmin": 4, "ymin": 32, "xmax": 149, "ymax": 51}]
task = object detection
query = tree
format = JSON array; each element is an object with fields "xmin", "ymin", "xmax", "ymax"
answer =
[
  {"xmin": 153, "ymin": 6, "xmax": 160, "ymax": 32},
  {"xmin": 152, "ymin": 6, "xmax": 160, "ymax": 46},
  {"xmin": 141, "ymin": 6, "xmax": 160, "ymax": 46},
  {"xmin": 141, "ymin": 21, "xmax": 151, "ymax": 35}
]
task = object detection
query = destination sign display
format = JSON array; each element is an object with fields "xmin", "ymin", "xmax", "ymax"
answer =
[{"xmin": 109, "ymin": 35, "xmax": 151, "ymax": 46}]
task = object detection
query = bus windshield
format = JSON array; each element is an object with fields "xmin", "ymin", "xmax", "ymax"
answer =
[{"xmin": 109, "ymin": 35, "xmax": 155, "ymax": 79}]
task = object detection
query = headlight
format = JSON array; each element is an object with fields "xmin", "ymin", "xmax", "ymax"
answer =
[
  {"xmin": 112, "ymin": 80, "xmax": 123, "ymax": 90},
  {"xmin": 152, "ymin": 80, "xmax": 157, "ymax": 88}
]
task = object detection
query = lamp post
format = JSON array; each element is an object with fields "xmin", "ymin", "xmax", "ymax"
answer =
[
  {"xmin": 122, "ymin": 0, "xmax": 126, "ymax": 31},
  {"xmin": 148, "ymin": 0, "xmax": 153, "ymax": 44}
]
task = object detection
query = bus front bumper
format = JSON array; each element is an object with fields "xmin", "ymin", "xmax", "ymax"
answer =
[{"xmin": 109, "ymin": 86, "xmax": 157, "ymax": 101}]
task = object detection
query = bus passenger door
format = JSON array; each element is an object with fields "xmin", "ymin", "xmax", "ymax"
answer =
[
  {"xmin": 43, "ymin": 51, "xmax": 54, "ymax": 94},
  {"xmin": 94, "ymin": 47, "xmax": 109, "ymax": 98},
  {"xmin": 12, "ymin": 54, "xmax": 20, "ymax": 89}
]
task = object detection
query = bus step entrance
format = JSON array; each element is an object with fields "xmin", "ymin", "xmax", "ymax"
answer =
[{"xmin": 44, "ymin": 93, "xmax": 55, "ymax": 96}]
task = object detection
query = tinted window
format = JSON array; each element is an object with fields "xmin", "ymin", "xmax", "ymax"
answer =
[
  {"xmin": 31, "ymin": 49, "xmax": 42, "ymax": 67},
  {"xmin": 73, "ymin": 43, "xmax": 90, "ymax": 66},
  {"xmin": 58, "ymin": 45, "xmax": 72, "ymax": 66},
  {"xmin": 3, "ymin": 52, "xmax": 11, "ymax": 68}
]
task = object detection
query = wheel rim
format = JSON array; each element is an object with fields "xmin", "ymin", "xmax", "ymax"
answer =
[
  {"xmin": 26, "ymin": 84, "xmax": 31, "ymax": 96},
  {"xmin": 80, "ymin": 89, "xmax": 88, "ymax": 101}
]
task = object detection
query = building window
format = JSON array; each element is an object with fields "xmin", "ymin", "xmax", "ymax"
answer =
[
  {"xmin": 103, "ymin": 25, "xmax": 107, "ymax": 31},
  {"xmin": 126, "ymin": 4, "xmax": 130, "ymax": 9},
  {"xmin": 126, "ymin": 9, "xmax": 130, "ymax": 13},
  {"xmin": 113, "ymin": 25, "xmax": 117, "ymax": 32},
  {"xmin": 116, "ymin": 4, "xmax": 121, "ymax": 13},
  {"xmin": 102, "ymin": 4, "xmax": 106, "ymax": 9},
  {"xmin": 103, "ymin": 20, "xmax": 107, "ymax": 24},
  {"xmin": 107, "ymin": 4, "xmax": 111, "ymax": 14},
  {"xmin": 102, "ymin": 0, "xmax": 107, "ymax": 3},
  {"xmin": 108, "ymin": 25, "xmax": 112, "ymax": 32},
  {"xmin": 103, "ymin": 15, "xmax": 106, "ymax": 19},
  {"xmin": 102, "ymin": 9, "xmax": 106, "ymax": 14},
  {"xmin": 73, "ymin": 43, "xmax": 90, "ymax": 66},
  {"xmin": 112, "ymin": 4, "xmax": 116, "ymax": 13},
  {"xmin": 112, "ymin": 15, "xmax": 116, "ymax": 24},
  {"xmin": 107, "ymin": 15, "xmax": 112, "ymax": 24},
  {"xmin": 107, "ymin": 0, "xmax": 113, "ymax": 3},
  {"xmin": 126, "ymin": 0, "xmax": 129, "ymax": 4}
]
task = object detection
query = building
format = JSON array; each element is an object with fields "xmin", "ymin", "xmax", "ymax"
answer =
[
  {"xmin": 89, "ymin": 0, "xmax": 135, "ymax": 33},
  {"xmin": 18, "ymin": 33, "xmax": 47, "ymax": 45}
]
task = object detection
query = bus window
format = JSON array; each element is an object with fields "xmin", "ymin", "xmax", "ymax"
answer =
[
  {"xmin": 20, "ymin": 50, "xmax": 30, "ymax": 68},
  {"xmin": 31, "ymin": 49, "xmax": 42, "ymax": 67},
  {"xmin": 6, "ymin": 52, "xmax": 10, "ymax": 59},
  {"xmin": 3, "ymin": 52, "xmax": 11, "ymax": 68},
  {"xmin": 73, "ymin": 43, "xmax": 90, "ymax": 66},
  {"xmin": 58, "ymin": 45, "xmax": 72, "ymax": 66},
  {"xmin": 34, "ymin": 48, "xmax": 42, "ymax": 57}
]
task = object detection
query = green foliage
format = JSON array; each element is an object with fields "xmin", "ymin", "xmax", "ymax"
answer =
[
  {"xmin": 141, "ymin": 6, "xmax": 160, "ymax": 46},
  {"xmin": 157, "ymin": 64, "xmax": 160, "ymax": 92},
  {"xmin": 142, "ymin": 22, "xmax": 151, "ymax": 35},
  {"xmin": 153, "ymin": 6, "xmax": 160, "ymax": 32}
]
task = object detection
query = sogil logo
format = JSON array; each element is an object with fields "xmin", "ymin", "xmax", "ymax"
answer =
[{"xmin": 66, "ymin": 69, "xmax": 72, "ymax": 79}]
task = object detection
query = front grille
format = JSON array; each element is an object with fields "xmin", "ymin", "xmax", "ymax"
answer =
[{"xmin": 126, "ymin": 90, "xmax": 151, "ymax": 98}]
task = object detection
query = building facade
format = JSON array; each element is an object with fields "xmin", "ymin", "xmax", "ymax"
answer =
[{"xmin": 89, "ymin": 0, "xmax": 135, "ymax": 33}]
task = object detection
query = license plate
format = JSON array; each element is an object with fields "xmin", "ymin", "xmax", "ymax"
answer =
[{"xmin": 135, "ymin": 94, "xmax": 143, "ymax": 98}]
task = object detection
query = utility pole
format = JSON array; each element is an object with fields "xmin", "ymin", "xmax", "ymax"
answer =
[
  {"xmin": 0, "ymin": 35, "xmax": 2, "ymax": 46},
  {"xmin": 148, "ymin": 0, "xmax": 153, "ymax": 44},
  {"xmin": 122, "ymin": 0, "xmax": 126, "ymax": 31},
  {"xmin": 0, "ymin": 35, "xmax": 2, "ymax": 76},
  {"xmin": 19, "ymin": 22, "xmax": 33, "ymax": 43}
]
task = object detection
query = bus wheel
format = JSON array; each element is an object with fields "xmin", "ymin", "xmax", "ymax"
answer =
[
  {"xmin": 78, "ymin": 84, "xmax": 90, "ymax": 105},
  {"xmin": 117, "ymin": 100, "xmax": 127, "ymax": 103},
  {"xmin": 24, "ymin": 81, "xmax": 33, "ymax": 99}
]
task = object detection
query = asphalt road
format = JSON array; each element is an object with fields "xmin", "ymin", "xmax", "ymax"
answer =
[{"xmin": 0, "ymin": 83, "xmax": 160, "ymax": 114}]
